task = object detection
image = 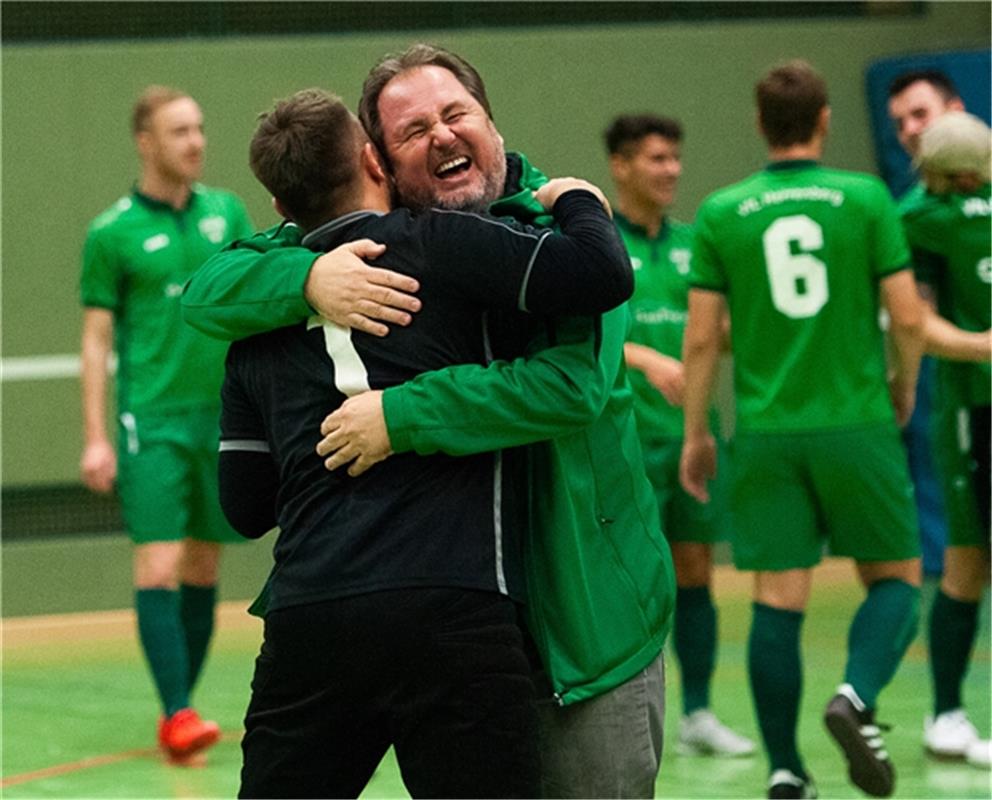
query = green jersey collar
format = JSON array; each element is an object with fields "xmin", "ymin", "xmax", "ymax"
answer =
[
  {"xmin": 490, "ymin": 151, "xmax": 554, "ymax": 227},
  {"xmin": 765, "ymin": 159, "xmax": 819, "ymax": 172},
  {"xmin": 614, "ymin": 211, "xmax": 670, "ymax": 242},
  {"xmin": 131, "ymin": 183, "xmax": 203, "ymax": 212}
]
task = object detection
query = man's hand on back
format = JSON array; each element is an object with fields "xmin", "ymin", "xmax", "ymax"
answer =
[
  {"xmin": 316, "ymin": 390, "xmax": 393, "ymax": 476},
  {"xmin": 305, "ymin": 240, "xmax": 422, "ymax": 337}
]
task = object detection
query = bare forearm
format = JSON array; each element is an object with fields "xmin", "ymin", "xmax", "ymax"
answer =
[
  {"xmin": 924, "ymin": 310, "xmax": 992, "ymax": 363},
  {"xmin": 80, "ymin": 354, "xmax": 109, "ymax": 443},
  {"xmin": 682, "ymin": 338, "xmax": 720, "ymax": 440},
  {"xmin": 682, "ymin": 290, "xmax": 725, "ymax": 440},
  {"xmin": 80, "ymin": 312, "xmax": 113, "ymax": 443}
]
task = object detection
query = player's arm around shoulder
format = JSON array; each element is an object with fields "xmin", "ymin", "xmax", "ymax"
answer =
[
  {"xmin": 182, "ymin": 222, "xmax": 316, "ymax": 340},
  {"xmin": 423, "ymin": 179, "xmax": 632, "ymax": 316}
]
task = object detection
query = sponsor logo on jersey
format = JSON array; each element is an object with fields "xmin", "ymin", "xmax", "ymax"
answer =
[
  {"xmin": 670, "ymin": 248, "xmax": 691, "ymax": 275},
  {"xmin": 142, "ymin": 233, "xmax": 170, "ymax": 253},
  {"xmin": 199, "ymin": 215, "xmax": 228, "ymax": 244},
  {"xmin": 634, "ymin": 306, "xmax": 687, "ymax": 325},
  {"xmin": 737, "ymin": 186, "xmax": 845, "ymax": 217}
]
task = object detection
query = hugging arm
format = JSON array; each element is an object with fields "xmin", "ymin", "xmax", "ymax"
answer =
[{"xmin": 183, "ymin": 223, "xmax": 414, "ymax": 340}]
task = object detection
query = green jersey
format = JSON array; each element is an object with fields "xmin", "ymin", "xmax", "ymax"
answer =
[
  {"xmin": 619, "ymin": 213, "xmax": 713, "ymax": 440},
  {"xmin": 81, "ymin": 185, "xmax": 253, "ymax": 414},
  {"xmin": 691, "ymin": 160, "xmax": 910, "ymax": 433},
  {"xmin": 901, "ymin": 182, "xmax": 992, "ymax": 407}
]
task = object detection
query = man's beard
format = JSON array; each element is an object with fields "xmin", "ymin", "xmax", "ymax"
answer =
[{"xmin": 390, "ymin": 155, "xmax": 507, "ymax": 214}]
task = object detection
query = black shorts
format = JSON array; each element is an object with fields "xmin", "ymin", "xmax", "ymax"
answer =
[{"xmin": 239, "ymin": 587, "xmax": 540, "ymax": 799}]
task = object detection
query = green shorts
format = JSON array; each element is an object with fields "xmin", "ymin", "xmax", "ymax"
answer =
[
  {"xmin": 931, "ymin": 401, "xmax": 986, "ymax": 548},
  {"xmin": 116, "ymin": 407, "xmax": 241, "ymax": 545},
  {"xmin": 729, "ymin": 424, "xmax": 919, "ymax": 571},
  {"xmin": 641, "ymin": 437, "xmax": 730, "ymax": 544}
]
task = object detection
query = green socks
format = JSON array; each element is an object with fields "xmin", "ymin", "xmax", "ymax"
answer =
[
  {"xmin": 135, "ymin": 588, "xmax": 190, "ymax": 716},
  {"xmin": 928, "ymin": 589, "xmax": 980, "ymax": 715},
  {"xmin": 675, "ymin": 586, "xmax": 717, "ymax": 715},
  {"xmin": 749, "ymin": 602, "xmax": 806, "ymax": 778},
  {"xmin": 180, "ymin": 583, "xmax": 217, "ymax": 692},
  {"xmin": 136, "ymin": 585, "xmax": 218, "ymax": 716},
  {"xmin": 845, "ymin": 579, "xmax": 920, "ymax": 710}
]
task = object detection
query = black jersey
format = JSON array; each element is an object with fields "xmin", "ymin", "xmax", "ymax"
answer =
[{"xmin": 220, "ymin": 192, "xmax": 628, "ymax": 612}]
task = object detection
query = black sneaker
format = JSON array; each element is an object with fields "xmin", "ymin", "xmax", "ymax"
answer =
[
  {"xmin": 823, "ymin": 686, "xmax": 895, "ymax": 797},
  {"xmin": 767, "ymin": 769, "xmax": 818, "ymax": 799}
]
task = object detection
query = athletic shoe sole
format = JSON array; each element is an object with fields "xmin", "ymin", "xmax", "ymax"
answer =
[{"xmin": 824, "ymin": 696, "xmax": 894, "ymax": 798}]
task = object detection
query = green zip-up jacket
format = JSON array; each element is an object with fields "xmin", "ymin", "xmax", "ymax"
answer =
[{"xmin": 183, "ymin": 152, "xmax": 675, "ymax": 705}]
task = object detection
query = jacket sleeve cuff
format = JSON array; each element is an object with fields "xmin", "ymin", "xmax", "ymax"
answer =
[{"xmin": 382, "ymin": 385, "xmax": 417, "ymax": 454}]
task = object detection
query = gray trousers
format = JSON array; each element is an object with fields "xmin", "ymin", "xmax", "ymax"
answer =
[{"xmin": 536, "ymin": 649, "xmax": 666, "ymax": 799}]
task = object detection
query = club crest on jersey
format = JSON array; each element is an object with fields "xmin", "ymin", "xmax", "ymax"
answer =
[
  {"xmin": 670, "ymin": 248, "xmax": 691, "ymax": 275},
  {"xmin": 978, "ymin": 256, "xmax": 991, "ymax": 284},
  {"xmin": 199, "ymin": 216, "xmax": 228, "ymax": 244},
  {"xmin": 142, "ymin": 233, "xmax": 169, "ymax": 253},
  {"xmin": 630, "ymin": 256, "xmax": 643, "ymax": 271}
]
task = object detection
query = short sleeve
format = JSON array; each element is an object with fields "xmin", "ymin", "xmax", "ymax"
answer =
[
  {"xmin": 80, "ymin": 226, "xmax": 121, "ymax": 311},
  {"xmin": 689, "ymin": 201, "xmax": 727, "ymax": 292},
  {"xmin": 869, "ymin": 181, "xmax": 911, "ymax": 278}
]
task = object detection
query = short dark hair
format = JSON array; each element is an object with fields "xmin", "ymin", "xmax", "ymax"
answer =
[
  {"xmin": 755, "ymin": 60, "xmax": 828, "ymax": 148},
  {"xmin": 358, "ymin": 43, "xmax": 493, "ymax": 159},
  {"xmin": 887, "ymin": 69, "xmax": 960, "ymax": 101},
  {"xmin": 603, "ymin": 114, "xmax": 683, "ymax": 157},
  {"xmin": 132, "ymin": 85, "xmax": 189, "ymax": 135},
  {"xmin": 249, "ymin": 89, "xmax": 364, "ymax": 231}
]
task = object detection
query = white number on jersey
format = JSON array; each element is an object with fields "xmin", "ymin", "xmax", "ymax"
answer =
[
  {"xmin": 308, "ymin": 315, "xmax": 371, "ymax": 396},
  {"xmin": 762, "ymin": 214, "xmax": 829, "ymax": 319}
]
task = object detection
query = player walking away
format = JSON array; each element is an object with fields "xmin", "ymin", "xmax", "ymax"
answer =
[
  {"xmin": 606, "ymin": 113, "xmax": 755, "ymax": 758},
  {"xmin": 902, "ymin": 110, "xmax": 992, "ymax": 769},
  {"xmin": 79, "ymin": 86, "xmax": 253, "ymax": 763},
  {"xmin": 679, "ymin": 60, "xmax": 926, "ymax": 799}
]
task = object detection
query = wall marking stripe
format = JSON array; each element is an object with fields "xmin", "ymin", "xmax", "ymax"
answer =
[{"xmin": 2, "ymin": 354, "xmax": 117, "ymax": 382}]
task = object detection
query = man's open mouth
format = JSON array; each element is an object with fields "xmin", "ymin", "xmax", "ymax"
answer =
[{"xmin": 435, "ymin": 156, "xmax": 471, "ymax": 179}]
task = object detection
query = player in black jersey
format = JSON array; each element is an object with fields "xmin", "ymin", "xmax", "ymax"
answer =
[{"xmin": 220, "ymin": 89, "xmax": 632, "ymax": 799}]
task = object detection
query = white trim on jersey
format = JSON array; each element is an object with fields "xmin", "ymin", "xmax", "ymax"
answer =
[{"xmin": 219, "ymin": 439, "xmax": 271, "ymax": 453}]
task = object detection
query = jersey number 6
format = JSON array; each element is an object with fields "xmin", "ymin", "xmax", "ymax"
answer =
[{"xmin": 762, "ymin": 214, "xmax": 829, "ymax": 319}]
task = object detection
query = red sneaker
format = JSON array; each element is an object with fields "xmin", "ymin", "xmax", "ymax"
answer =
[{"xmin": 158, "ymin": 708, "xmax": 221, "ymax": 758}]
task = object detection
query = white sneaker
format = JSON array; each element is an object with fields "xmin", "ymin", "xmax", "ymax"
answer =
[
  {"xmin": 678, "ymin": 708, "xmax": 757, "ymax": 757},
  {"xmin": 924, "ymin": 709, "xmax": 979, "ymax": 759},
  {"xmin": 966, "ymin": 739, "xmax": 992, "ymax": 769}
]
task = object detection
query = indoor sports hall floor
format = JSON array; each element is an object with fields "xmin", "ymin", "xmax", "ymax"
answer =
[{"xmin": 3, "ymin": 537, "xmax": 990, "ymax": 799}]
